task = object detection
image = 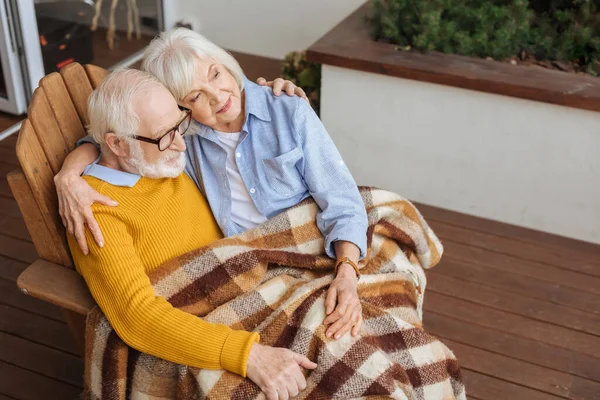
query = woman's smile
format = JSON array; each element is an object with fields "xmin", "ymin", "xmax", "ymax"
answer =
[{"xmin": 217, "ymin": 97, "xmax": 232, "ymax": 114}]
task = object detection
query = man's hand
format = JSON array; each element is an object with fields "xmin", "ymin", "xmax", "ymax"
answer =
[
  {"xmin": 256, "ymin": 77, "xmax": 309, "ymax": 103},
  {"xmin": 246, "ymin": 343, "xmax": 317, "ymax": 400},
  {"xmin": 323, "ymin": 264, "xmax": 363, "ymax": 340},
  {"xmin": 54, "ymin": 171, "xmax": 117, "ymax": 255}
]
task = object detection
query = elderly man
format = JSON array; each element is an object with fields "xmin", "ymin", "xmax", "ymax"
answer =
[{"xmin": 67, "ymin": 69, "xmax": 316, "ymax": 400}]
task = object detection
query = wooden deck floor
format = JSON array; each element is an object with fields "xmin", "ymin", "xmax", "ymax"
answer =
[{"xmin": 1, "ymin": 133, "xmax": 599, "ymax": 399}]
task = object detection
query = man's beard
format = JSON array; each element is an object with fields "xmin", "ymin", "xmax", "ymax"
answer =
[{"xmin": 121, "ymin": 140, "xmax": 186, "ymax": 178}]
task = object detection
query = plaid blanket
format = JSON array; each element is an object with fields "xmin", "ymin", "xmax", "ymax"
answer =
[{"xmin": 83, "ymin": 187, "xmax": 465, "ymax": 399}]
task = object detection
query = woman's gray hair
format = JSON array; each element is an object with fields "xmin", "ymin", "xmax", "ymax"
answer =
[
  {"xmin": 141, "ymin": 28, "xmax": 245, "ymax": 102},
  {"xmin": 87, "ymin": 69, "xmax": 161, "ymax": 145}
]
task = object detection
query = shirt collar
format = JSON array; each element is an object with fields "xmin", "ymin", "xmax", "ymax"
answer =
[
  {"xmin": 83, "ymin": 156, "xmax": 141, "ymax": 187},
  {"xmin": 242, "ymin": 76, "xmax": 271, "ymax": 122}
]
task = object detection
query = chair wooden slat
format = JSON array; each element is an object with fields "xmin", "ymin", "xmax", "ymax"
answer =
[
  {"xmin": 7, "ymin": 170, "xmax": 68, "ymax": 266},
  {"xmin": 27, "ymin": 88, "xmax": 71, "ymax": 175},
  {"xmin": 17, "ymin": 259, "xmax": 94, "ymax": 315},
  {"xmin": 84, "ymin": 64, "xmax": 110, "ymax": 89},
  {"xmin": 39, "ymin": 73, "xmax": 86, "ymax": 150},
  {"xmin": 15, "ymin": 120, "xmax": 73, "ymax": 268},
  {"xmin": 60, "ymin": 63, "xmax": 94, "ymax": 127}
]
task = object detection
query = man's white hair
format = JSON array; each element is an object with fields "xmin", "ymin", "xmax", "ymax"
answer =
[
  {"xmin": 87, "ymin": 69, "xmax": 162, "ymax": 146},
  {"xmin": 141, "ymin": 28, "xmax": 245, "ymax": 102}
]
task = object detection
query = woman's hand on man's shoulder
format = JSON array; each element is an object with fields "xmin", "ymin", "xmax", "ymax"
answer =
[{"xmin": 256, "ymin": 77, "xmax": 310, "ymax": 104}]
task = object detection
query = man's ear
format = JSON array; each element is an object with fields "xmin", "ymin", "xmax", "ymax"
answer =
[{"xmin": 104, "ymin": 133, "xmax": 128, "ymax": 157}]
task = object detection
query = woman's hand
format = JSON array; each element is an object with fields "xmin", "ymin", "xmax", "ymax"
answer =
[
  {"xmin": 54, "ymin": 171, "xmax": 118, "ymax": 255},
  {"xmin": 323, "ymin": 264, "xmax": 363, "ymax": 340},
  {"xmin": 246, "ymin": 343, "xmax": 317, "ymax": 400},
  {"xmin": 256, "ymin": 77, "xmax": 309, "ymax": 103}
]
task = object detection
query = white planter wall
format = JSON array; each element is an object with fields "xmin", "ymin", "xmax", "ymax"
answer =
[
  {"xmin": 321, "ymin": 65, "xmax": 600, "ymax": 245},
  {"xmin": 170, "ymin": 0, "xmax": 365, "ymax": 59}
]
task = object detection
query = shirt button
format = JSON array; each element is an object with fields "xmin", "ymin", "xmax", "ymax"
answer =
[
  {"xmin": 249, "ymin": 188, "xmax": 256, "ymax": 194},
  {"xmin": 339, "ymin": 160, "xmax": 344, "ymax": 165},
  {"xmin": 236, "ymin": 152, "xmax": 241, "ymax": 158}
]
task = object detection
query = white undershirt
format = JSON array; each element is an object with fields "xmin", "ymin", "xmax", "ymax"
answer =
[{"xmin": 214, "ymin": 130, "xmax": 267, "ymax": 231}]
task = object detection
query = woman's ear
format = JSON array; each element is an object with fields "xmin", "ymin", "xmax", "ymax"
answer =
[{"xmin": 104, "ymin": 133, "xmax": 128, "ymax": 157}]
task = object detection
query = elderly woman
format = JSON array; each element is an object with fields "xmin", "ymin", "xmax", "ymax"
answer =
[{"xmin": 56, "ymin": 26, "xmax": 368, "ymax": 380}]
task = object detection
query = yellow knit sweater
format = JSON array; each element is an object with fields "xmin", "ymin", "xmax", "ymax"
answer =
[{"xmin": 68, "ymin": 173, "xmax": 260, "ymax": 377}]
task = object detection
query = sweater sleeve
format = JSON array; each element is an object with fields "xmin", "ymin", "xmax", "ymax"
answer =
[{"xmin": 68, "ymin": 212, "xmax": 259, "ymax": 377}]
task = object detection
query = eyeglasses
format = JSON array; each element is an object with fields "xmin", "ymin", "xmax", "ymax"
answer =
[{"xmin": 133, "ymin": 110, "xmax": 192, "ymax": 151}]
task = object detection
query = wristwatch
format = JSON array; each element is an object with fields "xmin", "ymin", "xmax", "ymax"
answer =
[{"xmin": 334, "ymin": 257, "xmax": 360, "ymax": 279}]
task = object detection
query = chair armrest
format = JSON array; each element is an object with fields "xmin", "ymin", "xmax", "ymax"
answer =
[{"xmin": 17, "ymin": 259, "xmax": 95, "ymax": 315}]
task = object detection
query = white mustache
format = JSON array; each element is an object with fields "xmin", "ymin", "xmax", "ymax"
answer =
[{"xmin": 162, "ymin": 151, "xmax": 182, "ymax": 162}]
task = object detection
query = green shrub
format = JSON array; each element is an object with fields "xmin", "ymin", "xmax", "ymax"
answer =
[
  {"xmin": 368, "ymin": 0, "xmax": 600, "ymax": 75},
  {"xmin": 282, "ymin": 51, "xmax": 321, "ymax": 115}
]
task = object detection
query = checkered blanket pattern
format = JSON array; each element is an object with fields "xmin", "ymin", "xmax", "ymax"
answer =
[{"xmin": 83, "ymin": 187, "xmax": 466, "ymax": 399}]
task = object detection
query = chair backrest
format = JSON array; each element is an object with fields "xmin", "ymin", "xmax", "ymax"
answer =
[{"xmin": 15, "ymin": 63, "xmax": 109, "ymax": 268}]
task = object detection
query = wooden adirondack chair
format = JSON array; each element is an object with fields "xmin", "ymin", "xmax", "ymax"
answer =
[{"xmin": 7, "ymin": 63, "xmax": 110, "ymax": 354}]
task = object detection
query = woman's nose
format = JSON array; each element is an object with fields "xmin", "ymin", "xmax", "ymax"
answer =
[{"xmin": 204, "ymin": 87, "xmax": 219, "ymax": 104}]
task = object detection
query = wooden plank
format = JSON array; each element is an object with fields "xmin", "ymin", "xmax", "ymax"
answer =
[
  {"xmin": 0, "ymin": 215, "xmax": 32, "ymax": 242},
  {"xmin": 27, "ymin": 90, "xmax": 70, "ymax": 174},
  {"xmin": 0, "ymin": 111, "xmax": 23, "ymax": 133},
  {"xmin": 84, "ymin": 64, "xmax": 109, "ymax": 89},
  {"xmin": 60, "ymin": 63, "xmax": 94, "ymax": 127},
  {"xmin": 442, "ymin": 240, "xmax": 600, "ymax": 296},
  {"xmin": 17, "ymin": 259, "xmax": 95, "ymax": 316},
  {"xmin": 462, "ymin": 370, "xmax": 563, "ymax": 400},
  {"xmin": 434, "ymin": 258, "xmax": 600, "ymax": 315},
  {"xmin": 433, "ymin": 223, "xmax": 600, "ymax": 276},
  {"xmin": 424, "ymin": 312, "xmax": 600, "ymax": 382},
  {"xmin": 0, "ymin": 134, "xmax": 17, "ymax": 149},
  {"xmin": 0, "ymin": 305, "xmax": 77, "ymax": 355},
  {"xmin": 0, "ymin": 278, "xmax": 63, "ymax": 322},
  {"xmin": 427, "ymin": 272, "xmax": 600, "ymax": 336},
  {"xmin": 12, "ymin": 130, "xmax": 72, "ymax": 267},
  {"xmin": 570, "ymin": 377, "xmax": 600, "ymax": 400},
  {"xmin": 62, "ymin": 310, "xmax": 86, "ymax": 357},
  {"xmin": 0, "ymin": 162, "xmax": 16, "ymax": 185},
  {"xmin": 0, "ymin": 178, "xmax": 13, "ymax": 199},
  {"xmin": 0, "ymin": 147, "xmax": 19, "ymax": 166},
  {"xmin": 0, "ymin": 331, "xmax": 82, "ymax": 388},
  {"xmin": 0, "ymin": 235, "xmax": 37, "ymax": 264},
  {"xmin": 0, "ymin": 197, "xmax": 22, "ymax": 219},
  {"xmin": 0, "ymin": 361, "xmax": 81, "ymax": 400},
  {"xmin": 38, "ymin": 73, "xmax": 85, "ymax": 151},
  {"xmin": 6, "ymin": 170, "xmax": 68, "ymax": 266},
  {"xmin": 417, "ymin": 202, "xmax": 600, "ymax": 258},
  {"xmin": 0, "ymin": 255, "xmax": 28, "ymax": 282},
  {"xmin": 444, "ymin": 339, "xmax": 600, "ymax": 398},
  {"xmin": 425, "ymin": 291, "xmax": 600, "ymax": 358}
]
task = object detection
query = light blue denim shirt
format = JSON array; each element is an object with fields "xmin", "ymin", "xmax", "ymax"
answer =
[
  {"xmin": 79, "ymin": 77, "xmax": 367, "ymax": 259},
  {"xmin": 183, "ymin": 78, "xmax": 367, "ymax": 259}
]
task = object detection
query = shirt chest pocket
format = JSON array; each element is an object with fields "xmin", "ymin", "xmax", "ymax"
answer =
[{"xmin": 262, "ymin": 147, "xmax": 306, "ymax": 197}]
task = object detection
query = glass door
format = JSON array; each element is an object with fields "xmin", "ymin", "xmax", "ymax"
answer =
[
  {"xmin": 0, "ymin": 0, "xmax": 169, "ymax": 116},
  {"xmin": 32, "ymin": 0, "xmax": 165, "ymax": 71},
  {"xmin": 0, "ymin": 0, "xmax": 39, "ymax": 114}
]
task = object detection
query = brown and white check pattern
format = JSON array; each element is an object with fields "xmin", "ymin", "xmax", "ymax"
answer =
[{"xmin": 82, "ymin": 187, "xmax": 466, "ymax": 399}]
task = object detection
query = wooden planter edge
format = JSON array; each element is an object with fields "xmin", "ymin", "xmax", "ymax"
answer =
[{"xmin": 306, "ymin": 3, "xmax": 600, "ymax": 113}]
